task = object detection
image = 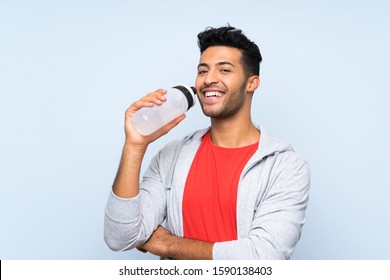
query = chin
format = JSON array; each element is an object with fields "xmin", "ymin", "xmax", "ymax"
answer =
[
  {"xmin": 204, "ymin": 111, "xmax": 231, "ymax": 120},
  {"xmin": 201, "ymin": 107, "xmax": 221, "ymax": 119}
]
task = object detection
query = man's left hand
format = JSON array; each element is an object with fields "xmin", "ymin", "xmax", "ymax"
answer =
[{"xmin": 138, "ymin": 225, "xmax": 173, "ymax": 258}]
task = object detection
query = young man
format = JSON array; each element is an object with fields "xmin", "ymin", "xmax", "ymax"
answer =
[{"xmin": 104, "ymin": 26, "xmax": 310, "ymax": 259}]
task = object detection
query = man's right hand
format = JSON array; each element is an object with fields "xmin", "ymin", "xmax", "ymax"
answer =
[{"xmin": 124, "ymin": 89, "xmax": 186, "ymax": 148}]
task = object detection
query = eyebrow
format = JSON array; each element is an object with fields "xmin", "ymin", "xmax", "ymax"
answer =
[{"xmin": 197, "ymin": 61, "xmax": 235, "ymax": 69}]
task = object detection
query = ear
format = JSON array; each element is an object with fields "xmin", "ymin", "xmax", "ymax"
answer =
[{"xmin": 246, "ymin": 75, "xmax": 260, "ymax": 94}]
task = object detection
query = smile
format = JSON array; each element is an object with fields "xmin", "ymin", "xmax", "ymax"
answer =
[{"xmin": 205, "ymin": 91, "xmax": 223, "ymax": 97}]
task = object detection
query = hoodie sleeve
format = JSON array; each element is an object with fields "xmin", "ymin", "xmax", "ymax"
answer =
[
  {"xmin": 104, "ymin": 144, "xmax": 175, "ymax": 251},
  {"xmin": 213, "ymin": 151, "xmax": 310, "ymax": 259}
]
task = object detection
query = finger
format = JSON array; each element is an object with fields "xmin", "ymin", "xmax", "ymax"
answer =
[
  {"xmin": 147, "ymin": 89, "xmax": 167, "ymax": 101},
  {"xmin": 144, "ymin": 89, "xmax": 167, "ymax": 105},
  {"xmin": 128, "ymin": 90, "xmax": 168, "ymax": 113},
  {"xmin": 128, "ymin": 99, "xmax": 155, "ymax": 113},
  {"xmin": 136, "ymin": 248, "xmax": 147, "ymax": 253}
]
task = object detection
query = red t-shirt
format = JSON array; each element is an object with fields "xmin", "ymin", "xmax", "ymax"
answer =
[{"xmin": 182, "ymin": 131, "xmax": 259, "ymax": 242}]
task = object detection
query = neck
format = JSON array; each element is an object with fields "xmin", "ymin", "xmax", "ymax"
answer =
[{"xmin": 210, "ymin": 116, "xmax": 260, "ymax": 148}]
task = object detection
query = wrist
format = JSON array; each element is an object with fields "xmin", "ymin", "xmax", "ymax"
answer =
[{"xmin": 123, "ymin": 141, "xmax": 148, "ymax": 155}]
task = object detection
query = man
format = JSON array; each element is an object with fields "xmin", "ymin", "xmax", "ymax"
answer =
[{"xmin": 104, "ymin": 26, "xmax": 310, "ymax": 259}]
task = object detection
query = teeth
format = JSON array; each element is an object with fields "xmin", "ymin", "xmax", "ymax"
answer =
[{"xmin": 205, "ymin": 91, "xmax": 223, "ymax": 97}]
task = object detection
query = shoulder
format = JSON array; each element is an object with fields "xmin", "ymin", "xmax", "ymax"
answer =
[
  {"xmin": 256, "ymin": 125, "xmax": 310, "ymax": 186},
  {"xmin": 275, "ymin": 150, "xmax": 310, "ymax": 179}
]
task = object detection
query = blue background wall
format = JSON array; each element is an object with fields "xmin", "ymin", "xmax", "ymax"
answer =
[{"xmin": 1, "ymin": 0, "xmax": 389, "ymax": 259}]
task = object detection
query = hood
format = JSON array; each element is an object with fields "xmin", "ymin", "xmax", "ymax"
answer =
[{"xmin": 255, "ymin": 125, "xmax": 295, "ymax": 161}]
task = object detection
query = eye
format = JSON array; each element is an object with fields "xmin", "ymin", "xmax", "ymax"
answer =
[
  {"xmin": 197, "ymin": 69, "xmax": 208, "ymax": 75},
  {"xmin": 221, "ymin": 69, "xmax": 231, "ymax": 73}
]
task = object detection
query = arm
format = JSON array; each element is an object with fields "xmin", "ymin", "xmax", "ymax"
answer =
[
  {"xmin": 213, "ymin": 154, "xmax": 310, "ymax": 259},
  {"xmin": 139, "ymin": 226, "xmax": 214, "ymax": 260},
  {"xmin": 104, "ymin": 89, "xmax": 186, "ymax": 251},
  {"xmin": 113, "ymin": 89, "xmax": 185, "ymax": 198}
]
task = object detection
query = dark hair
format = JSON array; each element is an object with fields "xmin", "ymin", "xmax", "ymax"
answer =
[{"xmin": 197, "ymin": 25, "xmax": 262, "ymax": 76}]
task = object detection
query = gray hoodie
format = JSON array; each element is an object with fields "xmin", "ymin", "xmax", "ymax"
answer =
[{"xmin": 104, "ymin": 126, "xmax": 310, "ymax": 259}]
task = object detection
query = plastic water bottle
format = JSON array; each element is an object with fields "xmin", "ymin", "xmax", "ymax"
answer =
[{"xmin": 132, "ymin": 85, "xmax": 197, "ymax": 136}]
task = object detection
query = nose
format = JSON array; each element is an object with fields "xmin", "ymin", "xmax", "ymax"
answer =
[{"xmin": 204, "ymin": 69, "xmax": 219, "ymax": 86}]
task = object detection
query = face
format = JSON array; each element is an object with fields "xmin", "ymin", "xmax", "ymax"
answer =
[{"xmin": 195, "ymin": 46, "xmax": 250, "ymax": 119}]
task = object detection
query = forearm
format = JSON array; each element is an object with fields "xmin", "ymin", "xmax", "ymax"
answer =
[
  {"xmin": 140, "ymin": 226, "xmax": 214, "ymax": 260},
  {"xmin": 112, "ymin": 142, "xmax": 147, "ymax": 198},
  {"xmin": 166, "ymin": 235, "xmax": 214, "ymax": 260}
]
